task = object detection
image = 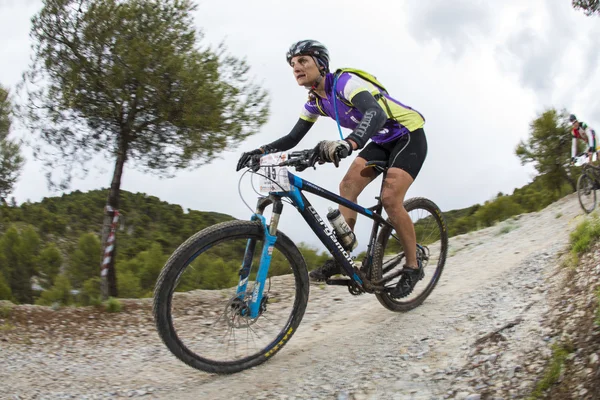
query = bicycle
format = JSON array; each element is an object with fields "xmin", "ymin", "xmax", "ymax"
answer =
[
  {"xmin": 153, "ymin": 149, "xmax": 448, "ymax": 374},
  {"xmin": 575, "ymin": 153, "xmax": 600, "ymax": 213}
]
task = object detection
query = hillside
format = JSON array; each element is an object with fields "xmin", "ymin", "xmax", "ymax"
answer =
[
  {"xmin": 0, "ymin": 189, "xmax": 235, "ymax": 259},
  {"xmin": 0, "ymin": 189, "xmax": 238, "ymax": 304},
  {"xmin": 0, "ymin": 189, "xmax": 333, "ymax": 304}
]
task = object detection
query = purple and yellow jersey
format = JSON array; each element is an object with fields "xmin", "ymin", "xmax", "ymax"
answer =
[{"xmin": 299, "ymin": 72, "xmax": 425, "ymax": 144}]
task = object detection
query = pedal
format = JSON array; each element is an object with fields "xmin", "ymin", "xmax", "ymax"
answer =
[{"xmin": 325, "ymin": 278, "xmax": 352, "ymax": 286}]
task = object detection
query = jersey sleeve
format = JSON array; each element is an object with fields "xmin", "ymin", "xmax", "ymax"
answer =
[
  {"xmin": 337, "ymin": 72, "xmax": 380, "ymax": 103},
  {"xmin": 585, "ymin": 126, "xmax": 595, "ymax": 148},
  {"xmin": 300, "ymin": 101, "xmax": 321, "ymax": 122}
]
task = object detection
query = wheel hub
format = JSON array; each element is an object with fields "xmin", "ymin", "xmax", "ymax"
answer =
[{"xmin": 223, "ymin": 292, "xmax": 269, "ymax": 328}]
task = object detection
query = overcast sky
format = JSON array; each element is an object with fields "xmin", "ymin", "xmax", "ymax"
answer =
[{"xmin": 0, "ymin": 0, "xmax": 599, "ymax": 250}]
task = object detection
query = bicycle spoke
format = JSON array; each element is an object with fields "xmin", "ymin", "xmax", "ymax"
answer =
[
  {"xmin": 578, "ymin": 173, "xmax": 597, "ymax": 213},
  {"xmin": 372, "ymin": 198, "xmax": 448, "ymax": 312}
]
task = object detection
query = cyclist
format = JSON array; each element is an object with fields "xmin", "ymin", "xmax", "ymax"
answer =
[
  {"xmin": 570, "ymin": 114, "xmax": 598, "ymax": 163},
  {"xmin": 236, "ymin": 40, "xmax": 428, "ymax": 297}
]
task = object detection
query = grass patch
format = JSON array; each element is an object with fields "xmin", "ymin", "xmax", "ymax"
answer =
[
  {"xmin": 528, "ymin": 344, "xmax": 573, "ymax": 399},
  {"xmin": 569, "ymin": 217, "xmax": 600, "ymax": 255},
  {"xmin": 0, "ymin": 305, "xmax": 12, "ymax": 318},
  {"xmin": 497, "ymin": 224, "xmax": 517, "ymax": 235},
  {"xmin": 0, "ymin": 322, "xmax": 15, "ymax": 331},
  {"xmin": 560, "ymin": 252, "xmax": 579, "ymax": 271},
  {"xmin": 104, "ymin": 297, "xmax": 122, "ymax": 313},
  {"xmin": 555, "ymin": 212, "xmax": 563, "ymax": 219}
]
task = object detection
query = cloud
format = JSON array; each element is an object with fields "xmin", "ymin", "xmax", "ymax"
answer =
[
  {"xmin": 503, "ymin": 28, "xmax": 557, "ymax": 93},
  {"xmin": 405, "ymin": 0, "xmax": 494, "ymax": 60},
  {"xmin": 496, "ymin": 1, "xmax": 581, "ymax": 96},
  {"xmin": 579, "ymin": 24, "xmax": 600, "ymax": 83}
]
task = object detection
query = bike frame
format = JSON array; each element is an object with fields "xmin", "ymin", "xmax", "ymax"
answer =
[
  {"xmin": 237, "ymin": 170, "xmax": 395, "ymax": 318},
  {"xmin": 583, "ymin": 163, "xmax": 600, "ymax": 179}
]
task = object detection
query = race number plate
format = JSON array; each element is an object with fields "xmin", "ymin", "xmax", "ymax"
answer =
[{"xmin": 259, "ymin": 152, "xmax": 291, "ymax": 193}]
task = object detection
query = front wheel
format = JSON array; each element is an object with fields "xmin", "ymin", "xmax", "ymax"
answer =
[
  {"xmin": 577, "ymin": 173, "xmax": 596, "ymax": 213},
  {"xmin": 153, "ymin": 220, "xmax": 309, "ymax": 374},
  {"xmin": 371, "ymin": 197, "xmax": 448, "ymax": 312}
]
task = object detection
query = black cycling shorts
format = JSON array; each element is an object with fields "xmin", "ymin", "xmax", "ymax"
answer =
[{"xmin": 357, "ymin": 128, "xmax": 428, "ymax": 180}]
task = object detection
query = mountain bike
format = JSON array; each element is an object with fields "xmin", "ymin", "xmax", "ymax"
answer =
[
  {"xmin": 575, "ymin": 153, "xmax": 600, "ymax": 213},
  {"xmin": 153, "ymin": 149, "xmax": 448, "ymax": 374}
]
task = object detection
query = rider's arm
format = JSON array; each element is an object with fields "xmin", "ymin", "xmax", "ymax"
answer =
[
  {"xmin": 337, "ymin": 74, "xmax": 387, "ymax": 149},
  {"xmin": 585, "ymin": 126, "xmax": 595, "ymax": 151},
  {"xmin": 345, "ymin": 91, "xmax": 387, "ymax": 149},
  {"xmin": 572, "ymin": 136, "xmax": 577, "ymax": 159},
  {"xmin": 263, "ymin": 118, "xmax": 314, "ymax": 152}
]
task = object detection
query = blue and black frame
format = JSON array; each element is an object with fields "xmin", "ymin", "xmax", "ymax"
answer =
[{"xmin": 236, "ymin": 169, "xmax": 395, "ymax": 318}]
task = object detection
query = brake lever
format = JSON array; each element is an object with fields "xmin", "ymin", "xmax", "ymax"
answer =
[{"xmin": 247, "ymin": 154, "xmax": 262, "ymax": 172}]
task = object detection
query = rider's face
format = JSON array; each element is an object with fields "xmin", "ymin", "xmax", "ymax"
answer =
[
  {"xmin": 574, "ymin": 121, "xmax": 580, "ymax": 129},
  {"xmin": 290, "ymin": 55, "xmax": 322, "ymax": 87}
]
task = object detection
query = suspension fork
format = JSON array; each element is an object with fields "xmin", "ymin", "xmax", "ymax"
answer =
[{"xmin": 236, "ymin": 195, "xmax": 283, "ymax": 318}]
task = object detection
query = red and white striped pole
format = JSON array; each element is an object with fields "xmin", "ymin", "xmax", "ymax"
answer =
[{"xmin": 101, "ymin": 205, "xmax": 120, "ymax": 299}]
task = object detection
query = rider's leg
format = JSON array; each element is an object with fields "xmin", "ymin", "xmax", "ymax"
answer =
[
  {"xmin": 381, "ymin": 129, "xmax": 428, "ymax": 269},
  {"xmin": 339, "ymin": 156, "xmax": 378, "ymax": 229},
  {"xmin": 381, "ymin": 168, "xmax": 418, "ymax": 267},
  {"xmin": 308, "ymin": 146, "xmax": 380, "ymax": 282},
  {"xmin": 381, "ymin": 129, "xmax": 428, "ymax": 296}
]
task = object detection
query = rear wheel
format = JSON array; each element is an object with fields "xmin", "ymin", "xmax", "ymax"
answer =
[
  {"xmin": 372, "ymin": 197, "xmax": 448, "ymax": 312},
  {"xmin": 577, "ymin": 173, "xmax": 596, "ymax": 213}
]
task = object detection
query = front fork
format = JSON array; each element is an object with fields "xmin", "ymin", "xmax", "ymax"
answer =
[{"xmin": 236, "ymin": 196, "xmax": 283, "ymax": 318}]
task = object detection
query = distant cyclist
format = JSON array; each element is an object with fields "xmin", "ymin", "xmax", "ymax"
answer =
[{"xmin": 570, "ymin": 114, "xmax": 598, "ymax": 163}]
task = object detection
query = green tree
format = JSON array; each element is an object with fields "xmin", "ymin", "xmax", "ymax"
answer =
[
  {"xmin": 0, "ymin": 271, "xmax": 12, "ymax": 301},
  {"xmin": 297, "ymin": 243, "xmax": 330, "ymax": 272},
  {"xmin": 515, "ymin": 108, "xmax": 575, "ymax": 193},
  {"xmin": 198, "ymin": 258, "xmax": 238, "ymax": 290},
  {"xmin": 19, "ymin": 225, "xmax": 41, "ymax": 279},
  {"xmin": 36, "ymin": 274, "xmax": 73, "ymax": 306},
  {"xmin": 117, "ymin": 270, "xmax": 142, "ymax": 298},
  {"xmin": 80, "ymin": 277, "xmax": 101, "ymax": 306},
  {"xmin": 38, "ymin": 243, "xmax": 63, "ymax": 290},
  {"xmin": 67, "ymin": 233, "xmax": 102, "ymax": 288},
  {"xmin": 473, "ymin": 196, "xmax": 524, "ymax": 227},
  {"xmin": 138, "ymin": 243, "xmax": 167, "ymax": 293},
  {"xmin": 0, "ymin": 226, "xmax": 33, "ymax": 303},
  {"xmin": 451, "ymin": 216, "xmax": 475, "ymax": 236},
  {"xmin": 0, "ymin": 85, "xmax": 24, "ymax": 204},
  {"xmin": 572, "ymin": 0, "xmax": 600, "ymax": 15},
  {"xmin": 21, "ymin": 0, "xmax": 269, "ymax": 297}
]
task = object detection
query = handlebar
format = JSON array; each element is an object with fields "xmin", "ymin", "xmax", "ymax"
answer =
[
  {"xmin": 279, "ymin": 149, "xmax": 317, "ymax": 171},
  {"xmin": 244, "ymin": 149, "xmax": 319, "ymax": 172},
  {"xmin": 570, "ymin": 152, "xmax": 591, "ymax": 167}
]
